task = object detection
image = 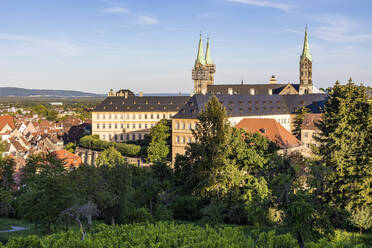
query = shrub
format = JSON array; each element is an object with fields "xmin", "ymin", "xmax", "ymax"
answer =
[
  {"xmin": 200, "ymin": 201, "xmax": 226, "ymax": 225},
  {"xmin": 126, "ymin": 208, "xmax": 153, "ymax": 224},
  {"xmin": 172, "ymin": 195, "xmax": 202, "ymax": 221},
  {"xmin": 154, "ymin": 203, "xmax": 173, "ymax": 221},
  {"xmin": 349, "ymin": 206, "xmax": 372, "ymax": 234}
]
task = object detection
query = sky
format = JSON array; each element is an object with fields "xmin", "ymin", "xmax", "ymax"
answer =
[{"xmin": 0, "ymin": 0, "xmax": 371, "ymax": 94}]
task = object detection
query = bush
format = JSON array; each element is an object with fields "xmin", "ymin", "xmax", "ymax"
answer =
[
  {"xmin": 154, "ymin": 204, "xmax": 173, "ymax": 221},
  {"xmin": 172, "ymin": 195, "xmax": 202, "ymax": 221},
  {"xmin": 200, "ymin": 201, "xmax": 226, "ymax": 225},
  {"xmin": 349, "ymin": 206, "xmax": 372, "ymax": 234},
  {"xmin": 126, "ymin": 208, "xmax": 153, "ymax": 224},
  {"xmin": 79, "ymin": 135, "xmax": 141, "ymax": 157}
]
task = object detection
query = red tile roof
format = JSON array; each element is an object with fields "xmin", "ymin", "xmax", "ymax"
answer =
[
  {"xmin": 0, "ymin": 115, "xmax": 15, "ymax": 131},
  {"xmin": 236, "ymin": 118, "xmax": 301, "ymax": 149},
  {"xmin": 52, "ymin": 150, "xmax": 82, "ymax": 168}
]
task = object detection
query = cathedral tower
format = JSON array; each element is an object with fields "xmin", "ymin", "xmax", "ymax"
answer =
[
  {"xmin": 192, "ymin": 35, "xmax": 215, "ymax": 94},
  {"xmin": 299, "ymin": 27, "xmax": 313, "ymax": 94}
]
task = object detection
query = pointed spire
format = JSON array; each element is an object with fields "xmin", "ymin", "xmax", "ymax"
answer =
[
  {"xmin": 195, "ymin": 33, "xmax": 206, "ymax": 66},
  {"xmin": 301, "ymin": 26, "xmax": 312, "ymax": 62},
  {"xmin": 205, "ymin": 36, "xmax": 213, "ymax": 65}
]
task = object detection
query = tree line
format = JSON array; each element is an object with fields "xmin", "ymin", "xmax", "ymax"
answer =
[{"xmin": 0, "ymin": 81, "xmax": 370, "ymax": 247}]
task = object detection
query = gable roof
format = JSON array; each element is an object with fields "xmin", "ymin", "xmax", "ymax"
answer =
[
  {"xmin": 172, "ymin": 94, "xmax": 328, "ymax": 119},
  {"xmin": 236, "ymin": 118, "xmax": 301, "ymax": 149},
  {"xmin": 0, "ymin": 115, "xmax": 15, "ymax": 131}
]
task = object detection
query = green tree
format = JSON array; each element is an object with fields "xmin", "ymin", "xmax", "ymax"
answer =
[
  {"xmin": 17, "ymin": 154, "xmax": 76, "ymax": 233},
  {"xmin": 175, "ymin": 96, "xmax": 242, "ymax": 199},
  {"xmin": 147, "ymin": 119, "xmax": 170, "ymax": 163},
  {"xmin": 65, "ymin": 142, "xmax": 76, "ymax": 153},
  {"xmin": 285, "ymin": 190, "xmax": 333, "ymax": 248},
  {"xmin": 349, "ymin": 206, "xmax": 372, "ymax": 234},
  {"xmin": 292, "ymin": 106, "xmax": 309, "ymax": 140},
  {"xmin": 315, "ymin": 80, "xmax": 372, "ymax": 210},
  {"xmin": 96, "ymin": 147, "xmax": 126, "ymax": 167},
  {"xmin": 0, "ymin": 157, "xmax": 15, "ymax": 216}
]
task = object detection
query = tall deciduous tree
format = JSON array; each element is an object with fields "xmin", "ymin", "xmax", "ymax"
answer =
[
  {"xmin": 315, "ymin": 80, "xmax": 372, "ymax": 210},
  {"xmin": 147, "ymin": 119, "xmax": 170, "ymax": 163}
]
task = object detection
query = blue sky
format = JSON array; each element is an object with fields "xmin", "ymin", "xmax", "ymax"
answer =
[{"xmin": 0, "ymin": 0, "xmax": 371, "ymax": 94}]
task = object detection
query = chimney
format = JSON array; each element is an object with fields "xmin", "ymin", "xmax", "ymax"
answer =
[
  {"xmin": 250, "ymin": 88, "xmax": 255, "ymax": 95},
  {"xmin": 228, "ymin": 88, "xmax": 233, "ymax": 95},
  {"xmin": 139, "ymin": 91, "xmax": 143, "ymax": 97},
  {"xmin": 268, "ymin": 88, "xmax": 273, "ymax": 95}
]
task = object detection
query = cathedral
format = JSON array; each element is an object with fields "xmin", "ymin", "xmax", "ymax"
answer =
[{"xmin": 193, "ymin": 27, "xmax": 315, "ymax": 96}]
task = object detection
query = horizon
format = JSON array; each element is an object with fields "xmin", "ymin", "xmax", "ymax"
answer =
[{"xmin": 0, "ymin": 0, "xmax": 372, "ymax": 94}]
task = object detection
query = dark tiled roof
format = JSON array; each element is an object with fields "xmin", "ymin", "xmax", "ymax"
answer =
[
  {"xmin": 93, "ymin": 95, "xmax": 190, "ymax": 112},
  {"xmin": 207, "ymin": 83, "xmax": 301, "ymax": 95},
  {"xmin": 173, "ymin": 93, "xmax": 328, "ymax": 119}
]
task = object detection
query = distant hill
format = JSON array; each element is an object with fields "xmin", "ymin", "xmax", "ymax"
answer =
[{"xmin": 0, "ymin": 87, "xmax": 105, "ymax": 98}]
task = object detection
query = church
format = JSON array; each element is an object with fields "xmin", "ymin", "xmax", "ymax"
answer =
[
  {"xmin": 92, "ymin": 27, "xmax": 326, "ymax": 147},
  {"xmin": 193, "ymin": 27, "xmax": 315, "ymax": 96}
]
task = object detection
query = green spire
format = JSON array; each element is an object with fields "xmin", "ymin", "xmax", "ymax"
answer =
[
  {"xmin": 301, "ymin": 26, "xmax": 312, "ymax": 62},
  {"xmin": 205, "ymin": 37, "xmax": 213, "ymax": 65},
  {"xmin": 195, "ymin": 33, "xmax": 206, "ymax": 66}
]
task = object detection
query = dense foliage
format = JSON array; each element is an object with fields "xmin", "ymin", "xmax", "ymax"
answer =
[
  {"xmin": 79, "ymin": 135, "xmax": 141, "ymax": 157},
  {"xmin": 0, "ymin": 82, "xmax": 370, "ymax": 247},
  {"xmin": 314, "ymin": 81, "xmax": 371, "ymax": 210},
  {"xmin": 147, "ymin": 119, "xmax": 170, "ymax": 163},
  {"xmin": 2, "ymin": 222, "xmax": 371, "ymax": 248}
]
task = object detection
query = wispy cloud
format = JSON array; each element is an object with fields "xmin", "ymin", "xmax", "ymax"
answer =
[
  {"xmin": 137, "ymin": 15, "xmax": 158, "ymax": 25},
  {"xmin": 0, "ymin": 33, "xmax": 82, "ymax": 55},
  {"xmin": 102, "ymin": 7, "xmax": 129, "ymax": 14},
  {"xmin": 313, "ymin": 14, "xmax": 372, "ymax": 43},
  {"xmin": 226, "ymin": 0, "xmax": 293, "ymax": 12}
]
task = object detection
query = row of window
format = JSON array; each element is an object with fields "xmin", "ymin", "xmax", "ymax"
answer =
[
  {"xmin": 175, "ymin": 136, "xmax": 193, "ymax": 144},
  {"xmin": 95, "ymin": 113, "xmax": 172, "ymax": 120},
  {"xmin": 277, "ymin": 118, "xmax": 290, "ymax": 125},
  {"xmin": 175, "ymin": 122, "xmax": 196, "ymax": 130},
  {"xmin": 101, "ymin": 132, "xmax": 145, "ymax": 141},
  {"xmin": 96, "ymin": 123, "xmax": 155, "ymax": 130}
]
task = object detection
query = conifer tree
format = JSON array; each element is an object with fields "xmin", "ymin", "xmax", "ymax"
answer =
[
  {"xmin": 292, "ymin": 106, "xmax": 309, "ymax": 140},
  {"xmin": 315, "ymin": 80, "xmax": 372, "ymax": 210}
]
